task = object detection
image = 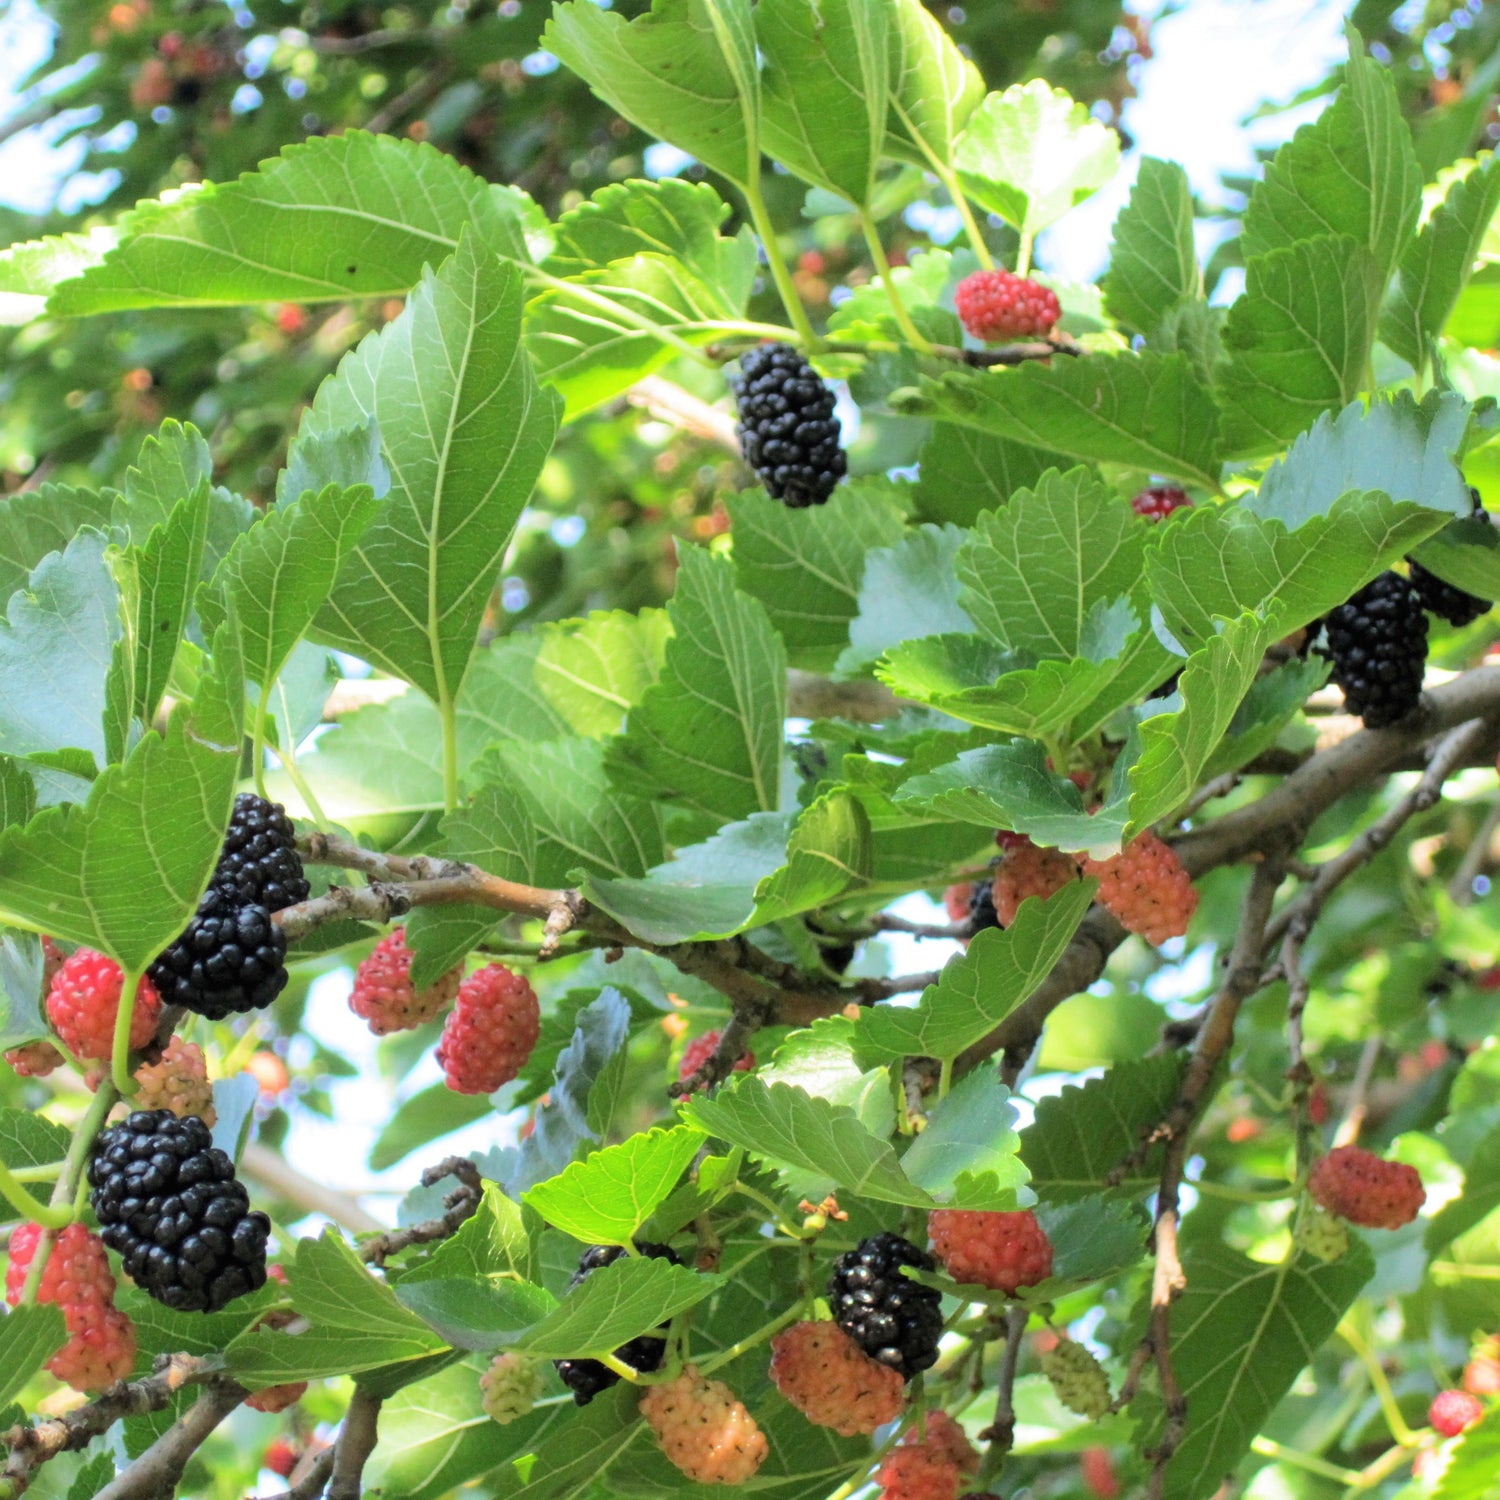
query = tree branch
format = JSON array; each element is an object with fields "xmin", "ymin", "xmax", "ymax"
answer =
[
  {"xmin": 359, "ymin": 1157, "xmax": 482, "ymax": 1267},
  {"xmin": 92, "ymin": 1380, "xmax": 246, "ymax": 1500},
  {"xmin": 326, "ymin": 1388, "xmax": 383, "ymax": 1500}
]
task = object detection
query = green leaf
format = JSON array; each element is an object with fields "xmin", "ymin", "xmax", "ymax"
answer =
[
  {"xmin": 0, "ymin": 1305, "xmax": 66, "ymax": 1408},
  {"xmin": 885, "ymin": 0, "xmax": 985, "ymax": 168},
  {"xmin": 954, "ymin": 82, "xmax": 1120, "ymax": 240},
  {"xmin": 279, "ymin": 416, "xmax": 388, "ymax": 505},
  {"xmin": 682, "ymin": 1075, "xmax": 933, "ymax": 1208},
  {"xmin": 1217, "ymin": 235, "xmax": 1379, "ymax": 458},
  {"xmin": 526, "ymin": 248, "xmax": 754, "ymax": 418},
  {"xmin": 509, "ymin": 1255, "xmax": 721, "ymax": 1359},
  {"xmin": 1147, "ymin": 490, "xmax": 1449, "ymax": 649},
  {"xmin": 607, "ymin": 546, "xmax": 784, "ymax": 829},
  {"xmin": 1435, "ymin": 1417, "xmax": 1500, "ymax": 1500},
  {"xmin": 893, "ymin": 354, "xmax": 1221, "ymax": 489},
  {"xmin": 49, "ymin": 134, "xmax": 528, "ymax": 315},
  {"xmin": 1102, "ymin": 158, "xmax": 1201, "ymax": 335},
  {"xmin": 400, "ymin": 1183, "xmax": 538, "ymax": 1286},
  {"xmin": 1411, "ymin": 514, "xmax": 1500, "ymax": 600},
  {"xmin": 0, "ymin": 484, "xmax": 114, "ymax": 604},
  {"xmin": 0, "ymin": 226, "xmax": 114, "ymax": 323},
  {"xmin": 200, "ymin": 483, "xmax": 379, "ymax": 708},
  {"xmin": 1130, "ymin": 1239, "xmax": 1373, "ymax": 1500},
  {"xmin": 0, "ymin": 936, "xmax": 48, "ymax": 1052},
  {"xmin": 488, "ymin": 1383, "xmax": 643, "ymax": 1500},
  {"xmin": 1427, "ymin": 1120, "xmax": 1500, "ymax": 1256},
  {"xmin": 0, "ymin": 655, "xmax": 242, "ymax": 972},
  {"xmin": 369, "ymin": 1086, "xmax": 495, "ymax": 1174},
  {"xmin": 757, "ymin": 0, "xmax": 888, "ymax": 205},
  {"xmin": 956, "ymin": 466, "xmax": 1144, "ymax": 656},
  {"xmin": 839, "ymin": 523, "xmax": 973, "ymax": 673},
  {"xmin": 457, "ymin": 609, "xmax": 671, "ymax": 752},
  {"xmin": 229, "ymin": 1234, "xmax": 449, "ymax": 1387},
  {"xmin": 1019, "ymin": 1057, "xmax": 1186, "ymax": 1201},
  {"xmin": 105, "ymin": 484, "xmax": 211, "ymax": 762},
  {"xmin": 894, "ymin": 615, "xmax": 1278, "ymax": 853},
  {"xmin": 1032, "ymin": 1198, "xmax": 1148, "ymax": 1293},
  {"xmin": 395, "ymin": 1280, "xmax": 558, "ymax": 1352},
  {"xmin": 727, "ymin": 482, "xmax": 906, "ymax": 672},
  {"xmin": 1383, "ymin": 156, "xmax": 1500, "ymax": 370},
  {"xmin": 301, "ymin": 233, "xmax": 561, "ymax": 707},
  {"xmin": 366, "ymin": 1361, "xmax": 565, "ymax": 1500},
  {"xmin": 66, "ymin": 1450, "xmax": 115, "ymax": 1500},
  {"xmin": 509, "ymin": 989, "xmax": 633, "ymax": 1197},
  {"xmin": 900, "ymin": 1069, "xmax": 1027, "ymax": 1209},
  {"xmin": 544, "ymin": 0, "xmax": 759, "ymax": 187},
  {"xmin": 545, "ymin": 178, "xmax": 744, "ymax": 283},
  {"xmin": 0, "ymin": 1107, "xmax": 69, "ymax": 1171},
  {"xmin": 761, "ymin": 1018, "xmax": 893, "ymax": 1134},
  {"xmin": 524, "ymin": 1127, "xmax": 705, "ymax": 1246},
  {"xmin": 1251, "ymin": 391, "xmax": 1473, "ymax": 529},
  {"xmin": 911, "ymin": 424, "xmax": 1064, "ymax": 528},
  {"xmin": 1201, "ymin": 655, "xmax": 1330, "ymax": 781},
  {"xmin": 0, "ymin": 531, "xmax": 120, "ymax": 768},
  {"xmin": 751, "ymin": 788, "xmax": 871, "ymax": 924},
  {"xmin": 1241, "ymin": 39, "xmax": 1420, "ymax": 285},
  {"xmin": 853, "ymin": 881, "xmax": 1095, "ymax": 1064}
]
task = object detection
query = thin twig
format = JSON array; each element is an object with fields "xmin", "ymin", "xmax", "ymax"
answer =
[
  {"xmin": 92, "ymin": 1380, "xmax": 246, "ymax": 1500},
  {"xmin": 326, "ymin": 1388, "xmax": 383, "ymax": 1500},
  {"xmin": 360, "ymin": 1158, "xmax": 482, "ymax": 1267},
  {"xmin": 978, "ymin": 1306, "xmax": 1029, "ymax": 1453}
]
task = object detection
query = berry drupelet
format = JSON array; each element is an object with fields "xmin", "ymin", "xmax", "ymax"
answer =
[
  {"xmin": 554, "ymin": 1241, "xmax": 682, "ymax": 1404},
  {"xmin": 827, "ymin": 1231, "xmax": 944, "ymax": 1379},
  {"xmin": 88, "ymin": 1109, "xmax": 270, "ymax": 1313},
  {"xmin": 730, "ymin": 344, "xmax": 846, "ymax": 508},
  {"xmin": 1321, "ymin": 571, "xmax": 1429, "ymax": 728}
]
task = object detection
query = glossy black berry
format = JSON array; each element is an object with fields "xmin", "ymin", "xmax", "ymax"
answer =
[
  {"xmin": 149, "ymin": 888, "xmax": 288, "ymax": 1020},
  {"xmin": 1409, "ymin": 560, "xmax": 1492, "ymax": 629},
  {"xmin": 88, "ymin": 1109, "xmax": 269, "ymax": 1313},
  {"xmin": 731, "ymin": 343, "xmax": 846, "ymax": 508},
  {"xmin": 213, "ymin": 793, "xmax": 309, "ymax": 911},
  {"xmin": 553, "ymin": 1241, "xmax": 682, "ymax": 1404},
  {"xmin": 969, "ymin": 880, "xmax": 1000, "ymax": 936},
  {"xmin": 828, "ymin": 1231, "xmax": 944, "ymax": 1379},
  {"xmin": 148, "ymin": 794, "xmax": 305, "ymax": 1020},
  {"xmin": 1322, "ymin": 570, "xmax": 1429, "ymax": 728}
]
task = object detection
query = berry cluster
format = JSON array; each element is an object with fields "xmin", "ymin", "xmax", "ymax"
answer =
[
  {"xmin": 149, "ymin": 793, "xmax": 308, "ymax": 1020},
  {"xmin": 481, "ymin": 1352, "xmax": 544, "ymax": 1426},
  {"xmin": 955, "ymin": 269, "xmax": 1061, "ymax": 342},
  {"xmin": 678, "ymin": 1029, "xmax": 755, "ymax": 1083},
  {"xmin": 435, "ymin": 964, "xmax": 539, "ymax": 1095},
  {"xmin": 348, "ymin": 927, "xmax": 462, "ymax": 1036},
  {"xmin": 1081, "ymin": 832, "xmax": 1198, "ymax": 945},
  {"xmin": 554, "ymin": 1242, "xmax": 681, "ymax": 1403},
  {"xmin": 1307, "ymin": 1146, "xmax": 1424, "ymax": 1229},
  {"xmin": 1409, "ymin": 559, "xmax": 1492, "ymax": 628},
  {"xmin": 5, "ymin": 1222, "xmax": 136, "ymax": 1391},
  {"xmin": 828, "ymin": 1232, "xmax": 944, "ymax": 1378},
  {"xmin": 731, "ymin": 343, "xmax": 846, "ymax": 508},
  {"xmin": 875, "ymin": 1411, "xmax": 979, "ymax": 1500},
  {"xmin": 768, "ymin": 1319, "xmax": 905, "ymax": 1435},
  {"xmin": 88, "ymin": 1109, "xmax": 270, "ymax": 1312},
  {"xmin": 1322, "ymin": 571, "xmax": 1429, "ymax": 729},
  {"xmin": 132, "ymin": 1037, "xmax": 216, "ymax": 1124},
  {"xmin": 1041, "ymin": 1338, "xmax": 1112, "ymax": 1418},
  {"xmin": 46, "ymin": 949, "xmax": 161, "ymax": 1062},
  {"xmin": 640, "ymin": 1365, "xmax": 768, "ymax": 1485},
  {"xmin": 1131, "ymin": 484, "xmax": 1193, "ymax": 521},
  {"xmin": 993, "ymin": 839, "xmax": 1081, "ymax": 927},
  {"xmin": 928, "ymin": 1209, "xmax": 1054, "ymax": 1294}
]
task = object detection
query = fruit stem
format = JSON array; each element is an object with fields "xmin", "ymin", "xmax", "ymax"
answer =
[
  {"xmin": 739, "ymin": 178, "xmax": 821, "ymax": 352},
  {"xmin": 858, "ymin": 211, "xmax": 935, "ymax": 356},
  {"xmin": 937, "ymin": 1056, "xmax": 953, "ymax": 1101},
  {"xmin": 110, "ymin": 969, "xmax": 145, "ymax": 1098},
  {"xmin": 696, "ymin": 1299, "xmax": 805, "ymax": 1376},
  {"xmin": 727, "ymin": 1181, "xmax": 807, "ymax": 1239},
  {"xmin": 0, "ymin": 1160, "xmax": 72, "ymax": 1229},
  {"xmin": 934, "ymin": 162, "xmax": 994, "ymax": 270},
  {"xmin": 1248, "ymin": 1436, "xmax": 1358, "ymax": 1484},
  {"xmin": 1015, "ymin": 229, "xmax": 1034, "ymax": 280},
  {"xmin": 1339, "ymin": 1314, "xmax": 1418, "ymax": 1446},
  {"xmin": 18, "ymin": 1082, "xmax": 117, "ymax": 1306}
]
